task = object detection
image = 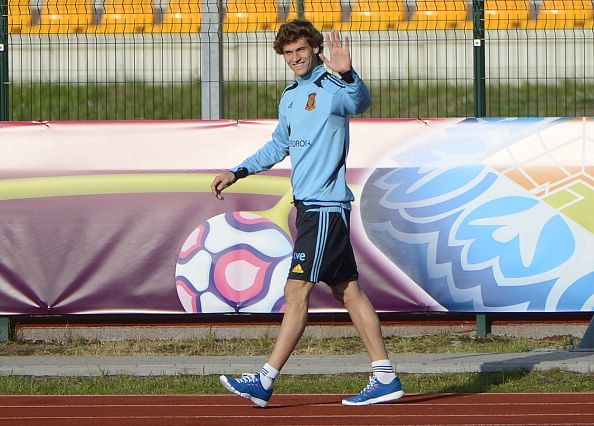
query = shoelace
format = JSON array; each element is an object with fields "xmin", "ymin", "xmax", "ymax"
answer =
[
  {"xmin": 361, "ymin": 376, "xmax": 379, "ymax": 393},
  {"xmin": 237, "ymin": 373, "xmax": 259, "ymax": 383}
]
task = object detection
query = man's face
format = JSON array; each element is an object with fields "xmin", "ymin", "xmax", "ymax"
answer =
[{"xmin": 282, "ymin": 37, "xmax": 320, "ymax": 77}]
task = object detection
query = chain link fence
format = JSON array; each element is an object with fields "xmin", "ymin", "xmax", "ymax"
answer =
[{"xmin": 1, "ymin": 0, "xmax": 593, "ymax": 120}]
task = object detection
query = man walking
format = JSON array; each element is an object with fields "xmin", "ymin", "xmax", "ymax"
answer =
[{"xmin": 211, "ymin": 19, "xmax": 403, "ymax": 407}]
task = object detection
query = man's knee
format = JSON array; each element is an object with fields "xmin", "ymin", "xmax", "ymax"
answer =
[{"xmin": 284, "ymin": 279, "xmax": 315, "ymax": 303}]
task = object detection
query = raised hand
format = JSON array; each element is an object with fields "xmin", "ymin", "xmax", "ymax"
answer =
[{"xmin": 318, "ymin": 31, "xmax": 352, "ymax": 74}]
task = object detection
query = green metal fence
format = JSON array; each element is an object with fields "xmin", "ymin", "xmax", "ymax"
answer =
[{"xmin": 0, "ymin": 1, "xmax": 593, "ymax": 120}]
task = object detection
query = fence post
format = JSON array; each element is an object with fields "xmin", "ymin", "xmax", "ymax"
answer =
[
  {"xmin": 472, "ymin": 0, "xmax": 488, "ymax": 337},
  {"xmin": 472, "ymin": 0, "xmax": 486, "ymax": 118},
  {"xmin": 476, "ymin": 313, "xmax": 492, "ymax": 338},
  {"xmin": 297, "ymin": 0, "xmax": 304, "ymax": 19},
  {"xmin": 578, "ymin": 316, "xmax": 594, "ymax": 350},
  {"xmin": 0, "ymin": 317, "xmax": 10, "ymax": 341},
  {"xmin": 200, "ymin": 0, "xmax": 223, "ymax": 120},
  {"xmin": 0, "ymin": 0, "xmax": 9, "ymax": 120}
]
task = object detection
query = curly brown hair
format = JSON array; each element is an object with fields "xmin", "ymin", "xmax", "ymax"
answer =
[{"xmin": 273, "ymin": 19, "xmax": 324, "ymax": 55}]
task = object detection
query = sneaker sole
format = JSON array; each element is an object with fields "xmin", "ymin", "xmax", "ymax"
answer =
[
  {"xmin": 219, "ymin": 375, "xmax": 269, "ymax": 408},
  {"xmin": 341, "ymin": 390, "xmax": 404, "ymax": 406}
]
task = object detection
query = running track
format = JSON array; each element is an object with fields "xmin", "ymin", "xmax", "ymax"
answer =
[{"xmin": 2, "ymin": 393, "xmax": 594, "ymax": 425}]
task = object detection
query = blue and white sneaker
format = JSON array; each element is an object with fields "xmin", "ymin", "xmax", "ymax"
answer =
[
  {"xmin": 342, "ymin": 376, "xmax": 404, "ymax": 406},
  {"xmin": 219, "ymin": 373, "xmax": 272, "ymax": 407}
]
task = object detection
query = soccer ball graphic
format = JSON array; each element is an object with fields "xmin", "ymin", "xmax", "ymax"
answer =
[{"xmin": 175, "ymin": 211, "xmax": 292, "ymax": 313}]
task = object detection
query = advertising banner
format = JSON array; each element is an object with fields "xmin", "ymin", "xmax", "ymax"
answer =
[{"xmin": 0, "ymin": 118, "xmax": 592, "ymax": 314}]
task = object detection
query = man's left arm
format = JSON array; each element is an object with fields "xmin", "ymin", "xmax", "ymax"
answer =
[{"xmin": 335, "ymin": 68, "xmax": 371, "ymax": 116}]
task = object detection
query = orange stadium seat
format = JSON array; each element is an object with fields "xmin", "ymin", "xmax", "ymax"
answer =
[
  {"xmin": 25, "ymin": 0, "xmax": 92, "ymax": 34},
  {"xmin": 531, "ymin": 1, "xmax": 594, "ymax": 29},
  {"xmin": 151, "ymin": 0, "xmax": 201, "ymax": 32},
  {"xmin": 8, "ymin": 0, "xmax": 33, "ymax": 33},
  {"xmin": 92, "ymin": 0, "xmax": 153, "ymax": 33},
  {"xmin": 484, "ymin": 1, "xmax": 530, "ymax": 29},
  {"xmin": 287, "ymin": 0, "xmax": 344, "ymax": 30},
  {"xmin": 224, "ymin": 0, "xmax": 279, "ymax": 32},
  {"xmin": 408, "ymin": 1, "xmax": 470, "ymax": 30},
  {"xmin": 347, "ymin": 1, "xmax": 407, "ymax": 31}
]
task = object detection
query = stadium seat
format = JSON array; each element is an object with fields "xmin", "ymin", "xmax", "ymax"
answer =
[
  {"xmin": 531, "ymin": 1, "xmax": 594, "ymax": 29},
  {"xmin": 346, "ymin": 0, "xmax": 407, "ymax": 30},
  {"xmin": 484, "ymin": 0, "xmax": 530, "ymax": 29},
  {"xmin": 287, "ymin": 0, "xmax": 344, "ymax": 30},
  {"xmin": 92, "ymin": 0, "xmax": 153, "ymax": 33},
  {"xmin": 224, "ymin": 0, "xmax": 279, "ymax": 32},
  {"xmin": 151, "ymin": 0, "xmax": 201, "ymax": 32},
  {"xmin": 25, "ymin": 0, "xmax": 93, "ymax": 34},
  {"xmin": 8, "ymin": 0, "xmax": 33, "ymax": 33},
  {"xmin": 408, "ymin": 1, "xmax": 470, "ymax": 30}
]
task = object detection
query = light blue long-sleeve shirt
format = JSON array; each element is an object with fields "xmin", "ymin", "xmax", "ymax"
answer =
[{"xmin": 233, "ymin": 64, "xmax": 371, "ymax": 208}]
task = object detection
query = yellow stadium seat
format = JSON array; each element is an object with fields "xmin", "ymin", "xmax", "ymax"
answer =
[
  {"xmin": 224, "ymin": 0, "xmax": 279, "ymax": 32},
  {"xmin": 531, "ymin": 1, "xmax": 594, "ymax": 29},
  {"xmin": 25, "ymin": 0, "xmax": 92, "ymax": 34},
  {"xmin": 8, "ymin": 0, "xmax": 33, "ymax": 33},
  {"xmin": 408, "ymin": 1, "xmax": 470, "ymax": 30},
  {"xmin": 151, "ymin": 0, "xmax": 201, "ymax": 32},
  {"xmin": 484, "ymin": 0, "xmax": 530, "ymax": 29},
  {"xmin": 287, "ymin": 0, "xmax": 344, "ymax": 30},
  {"xmin": 347, "ymin": 1, "xmax": 407, "ymax": 30},
  {"xmin": 93, "ymin": 0, "xmax": 153, "ymax": 33}
]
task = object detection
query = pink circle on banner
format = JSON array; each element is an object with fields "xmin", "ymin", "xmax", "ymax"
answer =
[{"xmin": 213, "ymin": 248, "xmax": 270, "ymax": 303}]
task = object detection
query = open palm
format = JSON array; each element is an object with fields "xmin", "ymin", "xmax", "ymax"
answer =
[{"xmin": 319, "ymin": 31, "xmax": 352, "ymax": 74}]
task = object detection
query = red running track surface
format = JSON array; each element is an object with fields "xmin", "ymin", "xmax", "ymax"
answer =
[{"xmin": 2, "ymin": 393, "xmax": 594, "ymax": 425}]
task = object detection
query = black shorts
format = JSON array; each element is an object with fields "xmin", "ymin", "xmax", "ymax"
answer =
[{"xmin": 287, "ymin": 202, "xmax": 358, "ymax": 285}]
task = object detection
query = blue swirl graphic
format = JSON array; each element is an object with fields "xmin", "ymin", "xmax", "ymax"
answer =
[
  {"xmin": 361, "ymin": 163, "xmax": 585, "ymax": 312},
  {"xmin": 457, "ymin": 197, "xmax": 575, "ymax": 277}
]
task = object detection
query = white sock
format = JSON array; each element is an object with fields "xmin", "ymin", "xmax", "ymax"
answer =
[
  {"xmin": 259, "ymin": 363, "xmax": 279, "ymax": 390},
  {"xmin": 371, "ymin": 359, "xmax": 396, "ymax": 384}
]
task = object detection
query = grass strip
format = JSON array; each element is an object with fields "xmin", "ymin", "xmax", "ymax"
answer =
[
  {"xmin": 1, "ymin": 370, "xmax": 593, "ymax": 395},
  {"xmin": 0, "ymin": 334, "xmax": 576, "ymax": 357},
  {"xmin": 9, "ymin": 81, "xmax": 594, "ymax": 121}
]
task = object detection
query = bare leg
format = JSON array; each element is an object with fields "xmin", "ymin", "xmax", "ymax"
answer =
[
  {"xmin": 336, "ymin": 280, "xmax": 403, "ymax": 405},
  {"xmin": 267, "ymin": 279, "xmax": 316, "ymax": 371},
  {"xmin": 331, "ymin": 280, "xmax": 389, "ymax": 361}
]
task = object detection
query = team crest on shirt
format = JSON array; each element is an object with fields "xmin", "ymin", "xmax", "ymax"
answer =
[{"xmin": 305, "ymin": 93, "xmax": 317, "ymax": 111}]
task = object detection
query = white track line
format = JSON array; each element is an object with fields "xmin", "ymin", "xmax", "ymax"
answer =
[
  {"xmin": 2, "ymin": 413, "xmax": 594, "ymax": 419},
  {"xmin": 1, "ymin": 401, "xmax": 594, "ymax": 408}
]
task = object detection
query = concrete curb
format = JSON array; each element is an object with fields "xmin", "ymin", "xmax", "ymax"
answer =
[{"xmin": 1, "ymin": 351, "xmax": 593, "ymax": 377}]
